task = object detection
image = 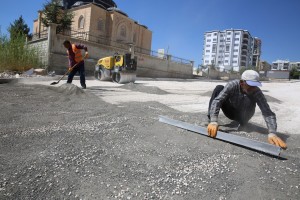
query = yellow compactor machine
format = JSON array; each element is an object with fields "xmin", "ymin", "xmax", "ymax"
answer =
[{"xmin": 94, "ymin": 53, "xmax": 137, "ymax": 84}]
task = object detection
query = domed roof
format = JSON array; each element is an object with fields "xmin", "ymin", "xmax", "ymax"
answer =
[{"xmin": 63, "ymin": 0, "xmax": 117, "ymax": 9}]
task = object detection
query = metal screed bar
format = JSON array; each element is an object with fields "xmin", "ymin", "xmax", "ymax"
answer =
[{"xmin": 159, "ymin": 116, "xmax": 282, "ymax": 157}]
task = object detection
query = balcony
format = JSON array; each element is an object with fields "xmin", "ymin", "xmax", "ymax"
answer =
[
  {"xmin": 243, "ymin": 34, "xmax": 249, "ymax": 39},
  {"xmin": 242, "ymin": 40, "xmax": 249, "ymax": 45}
]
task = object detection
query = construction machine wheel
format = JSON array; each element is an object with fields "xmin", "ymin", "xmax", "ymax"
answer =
[
  {"xmin": 94, "ymin": 70, "xmax": 103, "ymax": 80},
  {"xmin": 95, "ymin": 68, "xmax": 111, "ymax": 81},
  {"xmin": 112, "ymin": 72, "xmax": 136, "ymax": 84}
]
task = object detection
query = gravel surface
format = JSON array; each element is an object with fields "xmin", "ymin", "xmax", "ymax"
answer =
[{"xmin": 0, "ymin": 79, "xmax": 299, "ymax": 199}]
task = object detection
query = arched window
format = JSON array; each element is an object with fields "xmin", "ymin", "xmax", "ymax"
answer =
[
  {"xmin": 133, "ymin": 32, "xmax": 137, "ymax": 43},
  {"xmin": 119, "ymin": 24, "xmax": 126, "ymax": 38},
  {"xmin": 97, "ymin": 18, "xmax": 104, "ymax": 32},
  {"xmin": 78, "ymin": 15, "xmax": 84, "ymax": 29}
]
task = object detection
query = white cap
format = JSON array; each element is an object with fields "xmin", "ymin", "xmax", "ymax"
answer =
[{"xmin": 241, "ymin": 70, "xmax": 262, "ymax": 87}]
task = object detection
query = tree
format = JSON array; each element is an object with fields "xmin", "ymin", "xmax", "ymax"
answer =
[
  {"xmin": 7, "ymin": 16, "xmax": 30, "ymax": 39},
  {"xmin": 290, "ymin": 65, "xmax": 300, "ymax": 79},
  {"xmin": 41, "ymin": 0, "xmax": 74, "ymax": 31}
]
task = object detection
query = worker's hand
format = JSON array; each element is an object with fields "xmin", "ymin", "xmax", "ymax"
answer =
[
  {"xmin": 207, "ymin": 122, "xmax": 219, "ymax": 138},
  {"xmin": 68, "ymin": 67, "xmax": 73, "ymax": 72},
  {"xmin": 268, "ymin": 133, "xmax": 287, "ymax": 149},
  {"xmin": 84, "ymin": 52, "xmax": 89, "ymax": 59}
]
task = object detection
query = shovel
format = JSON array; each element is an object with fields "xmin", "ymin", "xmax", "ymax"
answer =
[{"xmin": 50, "ymin": 61, "xmax": 82, "ymax": 85}]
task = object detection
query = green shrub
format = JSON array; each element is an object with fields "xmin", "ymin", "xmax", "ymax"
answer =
[
  {"xmin": 290, "ymin": 66, "xmax": 300, "ymax": 79},
  {"xmin": 0, "ymin": 33, "xmax": 41, "ymax": 72}
]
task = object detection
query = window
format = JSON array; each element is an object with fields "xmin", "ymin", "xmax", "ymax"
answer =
[
  {"xmin": 133, "ymin": 32, "xmax": 137, "ymax": 43},
  {"xmin": 225, "ymin": 54, "xmax": 229, "ymax": 57},
  {"xmin": 235, "ymin": 32, "xmax": 240, "ymax": 35},
  {"xmin": 233, "ymin": 61, "xmax": 237, "ymax": 63},
  {"xmin": 206, "ymin": 50, "xmax": 210, "ymax": 53},
  {"xmin": 235, "ymin": 38, "xmax": 239, "ymax": 41},
  {"xmin": 207, "ymin": 39, "xmax": 211, "ymax": 42},
  {"xmin": 226, "ymin": 38, "xmax": 231, "ymax": 41},
  {"xmin": 212, "ymin": 44, "xmax": 217, "ymax": 52},
  {"xmin": 78, "ymin": 15, "xmax": 84, "ymax": 29},
  {"xmin": 226, "ymin": 45, "xmax": 230, "ymax": 52},
  {"xmin": 219, "ymin": 50, "xmax": 223, "ymax": 53},
  {"xmin": 118, "ymin": 24, "xmax": 127, "ymax": 38},
  {"xmin": 225, "ymin": 60, "xmax": 228, "ymax": 63},
  {"xmin": 220, "ymin": 39, "xmax": 224, "ymax": 42},
  {"xmin": 227, "ymin": 32, "xmax": 231, "ymax": 35},
  {"xmin": 234, "ymin": 44, "xmax": 239, "ymax": 46},
  {"xmin": 214, "ymin": 33, "xmax": 217, "ymax": 36},
  {"xmin": 205, "ymin": 60, "xmax": 209, "ymax": 63},
  {"xmin": 207, "ymin": 34, "xmax": 211, "ymax": 37},
  {"xmin": 206, "ymin": 45, "xmax": 211, "ymax": 47},
  {"xmin": 219, "ymin": 45, "xmax": 224, "ymax": 47},
  {"xmin": 233, "ymin": 49, "xmax": 238, "ymax": 52},
  {"xmin": 213, "ymin": 38, "xmax": 217, "ymax": 42},
  {"xmin": 97, "ymin": 18, "xmax": 104, "ymax": 31},
  {"xmin": 233, "ymin": 55, "xmax": 238, "ymax": 58}
]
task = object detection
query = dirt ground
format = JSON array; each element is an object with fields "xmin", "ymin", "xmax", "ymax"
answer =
[{"xmin": 0, "ymin": 77, "xmax": 299, "ymax": 200}]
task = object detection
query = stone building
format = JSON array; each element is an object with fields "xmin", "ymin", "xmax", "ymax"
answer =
[
  {"xmin": 28, "ymin": 0, "xmax": 193, "ymax": 79},
  {"xmin": 33, "ymin": 0, "xmax": 152, "ymax": 51}
]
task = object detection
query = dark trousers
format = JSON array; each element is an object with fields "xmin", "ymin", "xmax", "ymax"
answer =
[
  {"xmin": 208, "ymin": 85, "xmax": 256, "ymax": 125},
  {"xmin": 67, "ymin": 61, "xmax": 86, "ymax": 88}
]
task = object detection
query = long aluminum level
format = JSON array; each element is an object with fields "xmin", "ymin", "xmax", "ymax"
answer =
[{"xmin": 159, "ymin": 116, "xmax": 283, "ymax": 157}]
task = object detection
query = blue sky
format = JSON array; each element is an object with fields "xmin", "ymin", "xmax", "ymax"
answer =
[{"xmin": 1, "ymin": 0, "xmax": 299, "ymax": 67}]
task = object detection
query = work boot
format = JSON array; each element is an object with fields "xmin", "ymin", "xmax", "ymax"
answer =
[
  {"xmin": 207, "ymin": 115, "xmax": 211, "ymax": 123},
  {"xmin": 237, "ymin": 123, "xmax": 249, "ymax": 131}
]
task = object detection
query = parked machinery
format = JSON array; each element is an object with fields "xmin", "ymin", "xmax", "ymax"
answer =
[{"xmin": 94, "ymin": 53, "xmax": 137, "ymax": 84}]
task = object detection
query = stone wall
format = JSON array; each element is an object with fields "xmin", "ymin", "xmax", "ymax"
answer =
[
  {"xmin": 28, "ymin": 23, "xmax": 193, "ymax": 78},
  {"xmin": 27, "ymin": 38, "xmax": 49, "ymax": 68},
  {"xmin": 202, "ymin": 69, "xmax": 240, "ymax": 80}
]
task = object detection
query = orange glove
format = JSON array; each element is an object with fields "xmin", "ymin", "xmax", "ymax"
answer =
[
  {"xmin": 268, "ymin": 133, "xmax": 287, "ymax": 149},
  {"xmin": 84, "ymin": 51, "xmax": 89, "ymax": 59},
  {"xmin": 68, "ymin": 67, "xmax": 73, "ymax": 72},
  {"xmin": 207, "ymin": 122, "xmax": 219, "ymax": 138}
]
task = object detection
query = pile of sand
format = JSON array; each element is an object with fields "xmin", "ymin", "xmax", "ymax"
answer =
[
  {"xmin": 49, "ymin": 83, "xmax": 85, "ymax": 95},
  {"xmin": 120, "ymin": 82, "xmax": 169, "ymax": 95}
]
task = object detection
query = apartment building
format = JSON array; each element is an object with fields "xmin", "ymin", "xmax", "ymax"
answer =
[
  {"xmin": 202, "ymin": 29, "xmax": 261, "ymax": 72},
  {"xmin": 272, "ymin": 60, "xmax": 300, "ymax": 71}
]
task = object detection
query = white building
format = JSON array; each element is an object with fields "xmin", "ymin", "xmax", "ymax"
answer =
[
  {"xmin": 272, "ymin": 60, "xmax": 300, "ymax": 71},
  {"xmin": 202, "ymin": 29, "xmax": 261, "ymax": 72}
]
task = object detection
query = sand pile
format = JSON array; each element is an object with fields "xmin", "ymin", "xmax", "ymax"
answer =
[
  {"xmin": 49, "ymin": 83, "xmax": 85, "ymax": 95},
  {"xmin": 120, "ymin": 82, "xmax": 169, "ymax": 95}
]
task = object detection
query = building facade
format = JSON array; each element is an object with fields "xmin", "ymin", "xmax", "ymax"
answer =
[
  {"xmin": 202, "ymin": 29, "xmax": 261, "ymax": 72},
  {"xmin": 272, "ymin": 60, "xmax": 300, "ymax": 71},
  {"xmin": 258, "ymin": 60, "xmax": 271, "ymax": 71},
  {"xmin": 33, "ymin": 0, "xmax": 152, "ymax": 51}
]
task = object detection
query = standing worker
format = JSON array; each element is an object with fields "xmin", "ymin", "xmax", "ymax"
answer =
[
  {"xmin": 207, "ymin": 70, "xmax": 287, "ymax": 149},
  {"xmin": 63, "ymin": 40, "xmax": 89, "ymax": 89}
]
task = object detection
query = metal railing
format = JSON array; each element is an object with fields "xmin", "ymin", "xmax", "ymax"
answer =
[
  {"xmin": 30, "ymin": 30, "xmax": 48, "ymax": 40},
  {"xmin": 30, "ymin": 27, "xmax": 193, "ymax": 66}
]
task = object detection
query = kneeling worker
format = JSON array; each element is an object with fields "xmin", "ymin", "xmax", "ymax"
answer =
[{"xmin": 207, "ymin": 70, "xmax": 287, "ymax": 149}]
